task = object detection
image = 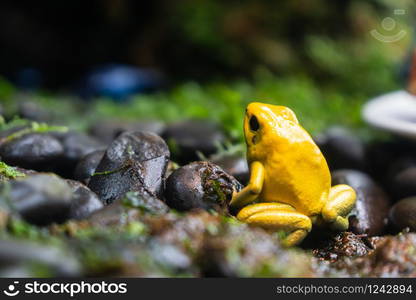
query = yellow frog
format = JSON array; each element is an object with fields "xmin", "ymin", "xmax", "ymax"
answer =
[{"xmin": 230, "ymin": 102, "xmax": 356, "ymax": 247}]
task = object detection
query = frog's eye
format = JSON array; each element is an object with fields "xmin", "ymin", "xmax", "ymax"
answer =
[{"xmin": 249, "ymin": 115, "xmax": 260, "ymax": 132}]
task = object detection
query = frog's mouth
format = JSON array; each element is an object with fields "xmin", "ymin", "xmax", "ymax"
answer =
[{"xmin": 252, "ymin": 135, "xmax": 259, "ymax": 144}]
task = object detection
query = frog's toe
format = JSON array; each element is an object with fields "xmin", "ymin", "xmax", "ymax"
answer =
[
  {"xmin": 282, "ymin": 229, "xmax": 309, "ymax": 248},
  {"xmin": 329, "ymin": 215, "xmax": 349, "ymax": 231},
  {"xmin": 322, "ymin": 184, "xmax": 356, "ymax": 225}
]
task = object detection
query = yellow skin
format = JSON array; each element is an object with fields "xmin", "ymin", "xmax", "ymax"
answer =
[{"xmin": 230, "ymin": 102, "xmax": 356, "ymax": 247}]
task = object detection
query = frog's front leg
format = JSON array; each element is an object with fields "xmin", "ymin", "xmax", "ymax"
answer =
[
  {"xmin": 237, "ymin": 203, "xmax": 312, "ymax": 247},
  {"xmin": 321, "ymin": 184, "xmax": 356, "ymax": 231},
  {"xmin": 229, "ymin": 161, "xmax": 265, "ymax": 210}
]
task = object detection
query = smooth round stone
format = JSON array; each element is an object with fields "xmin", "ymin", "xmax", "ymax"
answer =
[
  {"xmin": 164, "ymin": 161, "xmax": 242, "ymax": 212},
  {"xmin": 0, "ymin": 133, "xmax": 64, "ymax": 170},
  {"xmin": 4, "ymin": 174, "xmax": 73, "ymax": 225},
  {"xmin": 389, "ymin": 197, "xmax": 416, "ymax": 231},
  {"xmin": 66, "ymin": 179, "xmax": 103, "ymax": 220},
  {"xmin": 314, "ymin": 127, "xmax": 366, "ymax": 171},
  {"xmin": 56, "ymin": 131, "xmax": 104, "ymax": 163},
  {"xmin": 73, "ymin": 150, "xmax": 105, "ymax": 184},
  {"xmin": 89, "ymin": 120, "xmax": 165, "ymax": 144},
  {"xmin": 162, "ymin": 120, "xmax": 226, "ymax": 163},
  {"xmin": 88, "ymin": 131, "xmax": 170, "ymax": 205},
  {"xmin": 51, "ymin": 131, "xmax": 104, "ymax": 178},
  {"xmin": 332, "ymin": 169, "xmax": 390, "ymax": 236},
  {"xmin": 387, "ymin": 157, "xmax": 416, "ymax": 201},
  {"xmin": 366, "ymin": 139, "xmax": 416, "ymax": 182}
]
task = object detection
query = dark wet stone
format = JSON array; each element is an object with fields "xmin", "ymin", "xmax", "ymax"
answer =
[
  {"xmin": 0, "ymin": 133, "xmax": 64, "ymax": 170},
  {"xmin": 0, "ymin": 239, "xmax": 81, "ymax": 276},
  {"xmin": 73, "ymin": 150, "xmax": 105, "ymax": 184},
  {"xmin": 56, "ymin": 131, "xmax": 104, "ymax": 163},
  {"xmin": 332, "ymin": 169, "xmax": 390, "ymax": 236},
  {"xmin": 66, "ymin": 179, "xmax": 103, "ymax": 220},
  {"xmin": 122, "ymin": 191, "xmax": 169, "ymax": 215},
  {"xmin": 315, "ymin": 127, "xmax": 366, "ymax": 171},
  {"xmin": 2, "ymin": 174, "xmax": 73, "ymax": 225},
  {"xmin": 88, "ymin": 131, "xmax": 170, "ymax": 205},
  {"xmin": 162, "ymin": 120, "xmax": 226, "ymax": 163},
  {"xmin": 164, "ymin": 161, "xmax": 242, "ymax": 213},
  {"xmin": 210, "ymin": 154, "xmax": 249, "ymax": 185},
  {"xmin": 89, "ymin": 120, "xmax": 165, "ymax": 144},
  {"xmin": 389, "ymin": 197, "xmax": 416, "ymax": 231},
  {"xmin": 387, "ymin": 157, "xmax": 416, "ymax": 201},
  {"xmin": 51, "ymin": 131, "xmax": 104, "ymax": 178},
  {"xmin": 366, "ymin": 139, "xmax": 416, "ymax": 183}
]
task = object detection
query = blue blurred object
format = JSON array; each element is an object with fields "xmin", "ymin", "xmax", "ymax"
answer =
[
  {"xmin": 79, "ymin": 64, "xmax": 163, "ymax": 101},
  {"xmin": 16, "ymin": 68, "xmax": 43, "ymax": 91}
]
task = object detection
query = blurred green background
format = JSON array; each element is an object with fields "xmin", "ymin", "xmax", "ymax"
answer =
[{"xmin": 0, "ymin": 0, "xmax": 415, "ymax": 142}]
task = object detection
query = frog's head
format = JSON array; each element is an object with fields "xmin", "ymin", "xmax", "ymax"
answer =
[{"xmin": 244, "ymin": 102, "xmax": 299, "ymax": 159}]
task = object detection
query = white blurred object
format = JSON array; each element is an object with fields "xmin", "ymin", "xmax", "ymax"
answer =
[{"xmin": 363, "ymin": 90, "xmax": 416, "ymax": 139}]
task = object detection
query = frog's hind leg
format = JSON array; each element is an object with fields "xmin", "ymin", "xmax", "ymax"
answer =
[
  {"xmin": 321, "ymin": 184, "xmax": 356, "ymax": 231},
  {"xmin": 237, "ymin": 203, "xmax": 312, "ymax": 247}
]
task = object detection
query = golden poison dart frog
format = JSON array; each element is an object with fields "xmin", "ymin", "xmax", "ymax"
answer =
[{"xmin": 230, "ymin": 102, "xmax": 356, "ymax": 247}]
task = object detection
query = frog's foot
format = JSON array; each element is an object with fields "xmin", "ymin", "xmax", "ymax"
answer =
[
  {"xmin": 236, "ymin": 203, "xmax": 312, "ymax": 247},
  {"xmin": 321, "ymin": 184, "xmax": 356, "ymax": 231}
]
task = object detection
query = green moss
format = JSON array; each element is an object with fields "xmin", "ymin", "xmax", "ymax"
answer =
[
  {"xmin": 29, "ymin": 262, "xmax": 54, "ymax": 277},
  {"xmin": 70, "ymin": 219, "xmax": 148, "ymax": 241},
  {"xmin": 7, "ymin": 219, "xmax": 46, "ymax": 240},
  {"xmin": 0, "ymin": 116, "xmax": 30, "ymax": 132},
  {"xmin": 0, "ymin": 162, "xmax": 25, "ymax": 180},
  {"xmin": 2, "ymin": 121, "xmax": 68, "ymax": 143}
]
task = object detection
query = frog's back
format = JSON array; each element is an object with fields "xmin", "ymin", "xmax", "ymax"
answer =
[{"xmin": 256, "ymin": 126, "xmax": 330, "ymax": 216}]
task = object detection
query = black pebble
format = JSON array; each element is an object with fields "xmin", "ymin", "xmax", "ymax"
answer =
[
  {"xmin": 73, "ymin": 150, "xmax": 105, "ymax": 184},
  {"xmin": 389, "ymin": 197, "xmax": 416, "ymax": 231},
  {"xmin": 0, "ymin": 133, "xmax": 64, "ymax": 171},
  {"xmin": 88, "ymin": 131, "xmax": 170, "ymax": 205},
  {"xmin": 2, "ymin": 174, "xmax": 73, "ymax": 226},
  {"xmin": 66, "ymin": 179, "xmax": 104, "ymax": 220},
  {"xmin": 165, "ymin": 161, "xmax": 242, "ymax": 212}
]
